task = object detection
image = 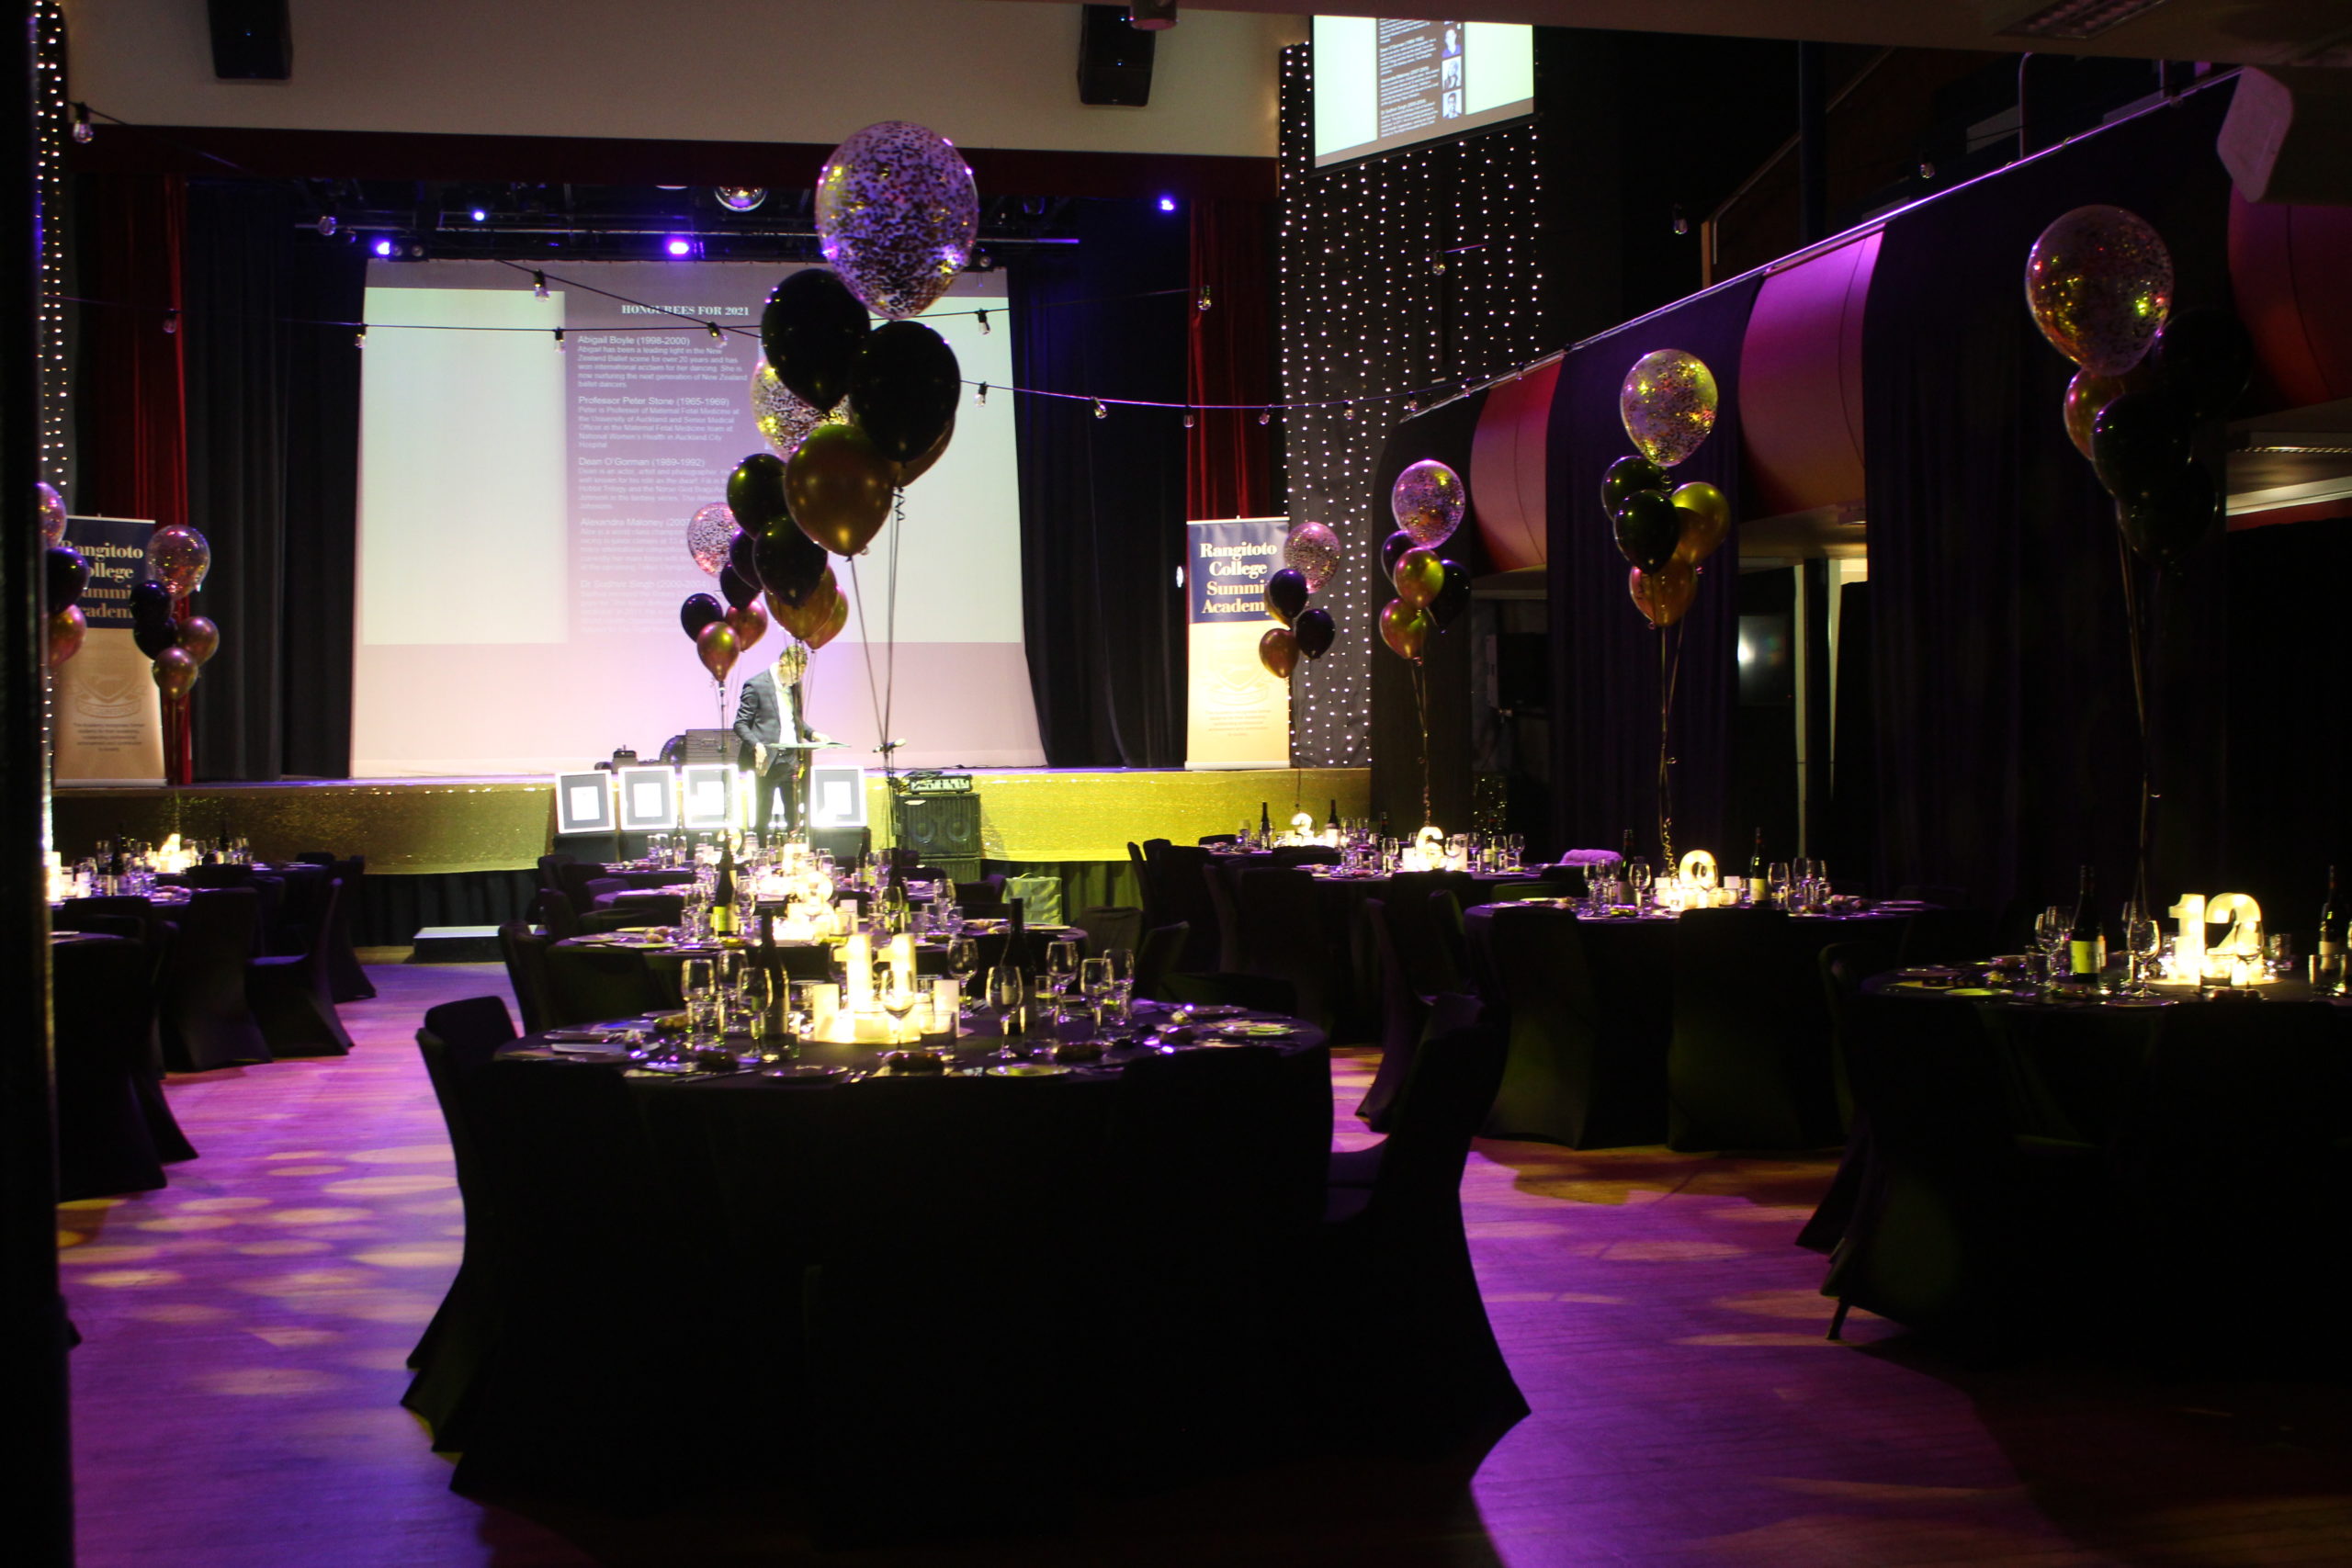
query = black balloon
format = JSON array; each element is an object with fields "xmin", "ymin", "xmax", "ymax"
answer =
[
  {"xmin": 133, "ymin": 616, "xmax": 181, "ymax": 658},
  {"xmin": 850, "ymin": 321, "xmax": 961, "ymax": 466},
  {"xmin": 45, "ymin": 545, "xmax": 88, "ymax": 612},
  {"xmin": 1293, "ymin": 607, "xmax": 1336, "ymax": 660},
  {"xmin": 1264, "ymin": 568, "xmax": 1310, "ymax": 627},
  {"xmin": 2090, "ymin": 389, "xmax": 2194, "ymax": 503},
  {"xmin": 727, "ymin": 453, "xmax": 792, "ymax": 532},
  {"xmin": 1601, "ymin": 454, "xmax": 1669, "ymax": 515},
  {"xmin": 719, "ymin": 565, "xmax": 760, "ymax": 612},
  {"xmin": 761, "ymin": 268, "xmax": 869, "ymax": 412},
  {"xmin": 1612, "ymin": 491, "xmax": 1681, "ymax": 574},
  {"xmin": 2116, "ymin": 457, "xmax": 2221, "ymax": 570},
  {"xmin": 1429, "ymin": 559, "xmax": 1472, "ymax": 628},
  {"xmin": 754, "ymin": 519, "xmax": 831, "ymax": 606},
  {"xmin": 1381, "ymin": 530, "xmax": 1416, "ymax": 580},
  {"xmin": 2150, "ymin": 307, "xmax": 2255, "ymax": 422},
  {"xmin": 679, "ymin": 592, "xmax": 725, "ymax": 641},
  {"xmin": 130, "ymin": 579, "xmax": 174, "ymax": 625},
  {"xmin": 728, "ymin": 526, "xmax": 763, "ymax": 591}
]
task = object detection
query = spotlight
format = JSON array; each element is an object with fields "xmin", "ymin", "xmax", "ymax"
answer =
[
  {"xmin": 372, "ymin": 237, "xmax": 393, "ymax": 257},
  {"xmin": 715, "ymin": 186, "xmax": 768, "ymax": 212},
  {"xmin": 665, "ymin": 237, "xmax": 693, "ymax": 257},
  {"xmin": 315, "ymin": 213, "xmax": 338, "ymax": 237},
  {"xmin": 471, "ymin": 208, "xmax": 487, "ymax": 222},
  {"xmin": 1159, "ymin": 196, "xmax": 1178, "ymax": 213}
]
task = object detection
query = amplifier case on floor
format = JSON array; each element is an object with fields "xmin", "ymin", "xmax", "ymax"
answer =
[{"xmin": 891, "ymin": 792, "xmax": 982, "ymax": 881}]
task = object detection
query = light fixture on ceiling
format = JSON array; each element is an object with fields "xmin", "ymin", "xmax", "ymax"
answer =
[
  {"xmin": 1126, "ymin": 0, "xmax": 1177, "ymax": 29},
  {"xmin": 1992, "ymin": 0, "xmax": 2170, "ymax": 41}
]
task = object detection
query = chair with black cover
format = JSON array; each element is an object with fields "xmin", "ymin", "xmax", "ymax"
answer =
[
  {"xmin": 1226, "ymin": 867, "xmax": 1341, "ymax": 1031},
  {"xmin": 248, "ymin": 877, "xmax": 356, "ymax": 1056},
  {"xmin": 544, "ymin": 942, "xmax": 665, "ymax": 1027},
  {"xmin": 1079, "ymin": 905, "xmax": 1143, "ymax": 960},
  {"xmin": 160, "ymin": 886, "xmax": 269, "ymax": 1070},
  {"xmin": 181, "ymin": 863, "xmax": 254, "ymax": 888},
  {"xmin": 1354, "ymin": 897, "xmax": 1430, "ymax": 1132},
  {"xmin": 321, "ymin": 856, "xmax": 375, "ymax": 1002},
  {"xmin": 268, "ymin": 862, "xmax": 329, "ymax": 958},
  {"xmin": 1313, "ymin": 993, "xmax": 1523, "ymax": 1452},
  {"xmin": 1817, "ymin": 939, "xmax": 1898, "ymax": 1135},
  {"xmin": 52, "ymin": 935, "xmax": 168, "ymax": 1201},
  {"xmin": 533, "ymin": 887, "xmax": 582, "ymax": 940},
  {"xmin": 1894, "ymin": 906, "xmax": 1997, "ymax": 966},
  {"xmin": 497, "ymin": 923, "xmax": 556, "ymax": 1036},
  {"xmin": 1126, "ymin": 841, "xmax": 1161, "ymax": 929},
  {"xmin": 1134, "ymin": 920, "xmax": 1189, "ymax": 1002},
  {"xmin": 1196, "ymin": 832, "xmax": 1238, "ymax": 847},
  {"xmin": 582, "ymin": 875, "xmax": 627, "ymax": 906},
  {"xmin": 1203, "ymin": 860, "xmax": 1244, "ymax": 971},
  {"xmin": 1815, "ymin": 990, "xmax": 2101, "ymax": 1344},
  {"xmin": 1479, "ymin": 901, "xmax": 1660, "ymax": 1147},
  {"xmin": 405, "ymin": 995, "xmax": 519, "ymax": 1444},
  {"xmin": 579, "ymin": 897, "xmax": 683, "ymax": 933},
  {"xmin": 1428, "ymin": 887, "xmax": 1478, "ymax": 1000},
  {"xmin": 956, "ymin": 874, "xmax": 1008, "ymax": 917},
  {"xmin": 537, "ymin": 852, "xmax": 577, "ymax": 893},
  {"xmin": 1379, "ymin": 871, "xmax": 1476, "ymax": 995},
  {"xmin": 1487, "ymin": 880, "xmax": 1581, "ymax": 901},
  {"xmin": 1269, "ymin": 844, "xmax": 1341, "ymax": 867},
  {"xmin": 1148, "ymin": 841, "xmax": 1221, "ymax": 972},
  {"xmin": 1668, "ymin": 908, "xmax": 1841, "ymax": 1152}
]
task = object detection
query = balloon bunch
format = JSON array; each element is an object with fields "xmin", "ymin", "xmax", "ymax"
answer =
[
  {"xmin": 131, "ymin": 526, "xmax": 220, "ymax": 701},
  {"xmin": 1259, "ymin": 523, "xmax": 1340, "ymax": 679},
  {"xmin": 1372, "ymin": 461, "xmax": 1473, "ymax": 665},
  {"xmin": 2027, "ymin": 205, "xmax": 2252, "ymax": 571},
  {"xmin": 1605, "ymin": 349, "xmax": 1727, "ymax": 626},
  {"xmin": 40, "ymin": 482, "xmax": 88, "ymax": 667}
]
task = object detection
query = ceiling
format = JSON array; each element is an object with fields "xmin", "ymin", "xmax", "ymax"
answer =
[{"xmin": 1046, "ymin": 0, "xmax": 2352, "ymax": 67}]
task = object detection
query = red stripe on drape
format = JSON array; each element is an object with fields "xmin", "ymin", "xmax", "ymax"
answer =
[
  {"xmin": 1185, "ymin": 199, "xmax": 1274, "ymax": 521},
  {"xmin": 77, "ymin": 174, "xmax": 187, "ymax": 528}
]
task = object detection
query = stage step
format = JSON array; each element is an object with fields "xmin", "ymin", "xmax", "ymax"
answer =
[{"xmin": 410, "ymin": 925, "xmax": 503, "ymax": 963}]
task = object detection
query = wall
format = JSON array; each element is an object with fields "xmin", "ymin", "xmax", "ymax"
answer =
[{"xmin": 62, "ymin": 0, "xmax": 1301, "ymax": 159}]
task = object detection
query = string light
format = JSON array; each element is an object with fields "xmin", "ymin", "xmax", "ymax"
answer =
[
  {"xmin": 36, "ymin": 8, "xmax": 72, "ymax": 502},
  {"xmin": 1259, "ymin": 408, "xmax": 1272, "ymax": 426},
  {"xmin": 531, "ymin": 270, "xmax": 548, "ymax": 299},
  {"xmin": 69, "ymin": 97, "xmax": 89, "ymax": 143},
  {"xmin": 977, "ymin": 308, "xmax": 990, "ymax": 334},
  {"xmin": 162, "ymin": 308, "xmax": 179, "ymax": 335},
  {"xmin": 1182, "ymin": 409, "xmax": 1195, "ymax": 429},
  {"xmin": 553, "ymin": 328, "xmax": 566, "ymax": 350},
  {"xmin": 975, "ymin": 381, "xmax": 989, "ymax": 405},
  {"xmin": 1093, "ymin": 400, "xmax": 1107, "ymax": 420},
  {"xmin": 1196, "ymin": 286, "xmax": 1213, "ymax": 312},
  {"xmin": 706, "ymin": 321, "xmax": 722, "ymax": 341},
  {"xmin": 354, "ymin": 324, "xmax": 368, "ymax": 347}
]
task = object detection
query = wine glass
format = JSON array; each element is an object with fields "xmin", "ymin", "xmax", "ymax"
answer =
[
  {"xmin": 1627, "ymin": 858, "xmax": 1654, "ymax": 909},
  {"xmin": 987, "ymin": 964, "xmax": 1026, "ymax": 1058},
  {"xmin": 1765, "ymin": 862, "xmax": 1792, "ymax": 909},
  {"xmin": 944, "ymin": 936, "xmax": 980, "ymax": 1017},
  {"xmin": 1080, "ymin": 955, "xmax": 1113, "ymax": 1033},
  {"xmin": 2034, "ymin": 906, "xmax": 2070, "ymax": 988},
  {"xmin": 741, "ymin": 964, "xmax": 783, "ymax": 1066},
  {"xmin": 879, "ymin": 965, "xmax": 920, "ymax": 1043},
  {"xmin": 1045, "ymin": 939, "xmax": 1081, "ymax": 1020},
  {"xmin": 2118, "ymin": 900, "xmax": 2161, "ymax": 997}
]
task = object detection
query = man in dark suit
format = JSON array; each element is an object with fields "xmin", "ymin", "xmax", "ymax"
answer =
[{"xmin": 733, "ymin": 644, "xmax": 825, "ymax": 832}]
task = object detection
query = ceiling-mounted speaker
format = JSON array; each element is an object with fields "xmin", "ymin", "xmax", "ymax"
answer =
[
  {"xmin": 208, "ymin": 0, "xmax": 291, "ymax": 80},
  {"xmin": 1079, "ymin": 6, "xmax": 1155, "ymax": 107}
]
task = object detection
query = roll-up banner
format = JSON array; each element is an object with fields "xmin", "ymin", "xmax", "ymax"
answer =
[
  {"xmin": 56, "ymin": 516, "xmax": 164, "ymax": 785},
  {"xmin": 1184, "ymin": 516, "xmax": 1291, "ymax": 770}
]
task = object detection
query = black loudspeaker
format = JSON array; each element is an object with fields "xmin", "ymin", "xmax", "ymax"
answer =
[
  {"xmin": 1078, "ymin": 6, "xmax": 1155, "ymax": 107},
  {"xmin": 208, "ymin": 0, "xmax": 292, "ymax": 80},
  {"xmin": 892, "ymin": 793, "xmax": 983, "ymax": 878}
]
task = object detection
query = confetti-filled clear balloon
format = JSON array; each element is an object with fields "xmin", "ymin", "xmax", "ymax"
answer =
[
  {"xmin": 815, "ymin": 120, "xmax": 978, "ymax": 320},
  {"xmin": 144, "ymin": 525, "xmax": 210, "ymax": 596},
  {"xmin": 714, "ymin": 186, "xmax": 767, "ymax": 212},
  {"xmin": 1619, "ymin": 349, "xmax": 1718, "ymax": 468},
  {"xmin": 686, "ymin": 503, "xmax": 738, "ymax": 576},
  {"xmin": 37, "ymin": 481, "xmax": 67, "ymax": 547},
  {"xmin": 2025, "ymin": 205, "xmax": 2173, "ymax": 377},
  {"xmin": 1283, "ymin": 521, "xmax": 1343, "ymax": 592},
  {"xmin": 749, "ymin": 363, "xmax": 842, "ymax": 462},
  {"xmin": 1390, "ymin": 459, "xmax": 1466, "ymax": 548}
]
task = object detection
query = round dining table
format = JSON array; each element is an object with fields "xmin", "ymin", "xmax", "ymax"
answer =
[
  {"xmin": 548, "ymin": 920, "xmax": 1091, "ymax": 1005},
  {"xmin": 429, "ymin": 1000, "xmax": 1330, "ymax": 1530}
]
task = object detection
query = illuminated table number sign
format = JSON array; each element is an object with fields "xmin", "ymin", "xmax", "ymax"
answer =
[
  {"xmin": 1678, "ymin": 850, "xmax": 1717, "ymax": 888},
  {"xmin": 553, "ymin": 772, "xmax": 616, "ymax": 837},
  {"xmin": 616, "ymin": 767, "xmax": 680, "ymax": 833},
  {"xmin": 2168, "ymin": 891, "xmax": 2263, "ymax": 983},
  {"xmin": 679, "ymin": 763, "xmax": 734, "ymax": 830}
]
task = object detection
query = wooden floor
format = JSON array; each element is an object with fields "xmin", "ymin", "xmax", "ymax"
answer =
[{"xmin": 60, "ymin": 962, "xmax": 2352, "ymax": 1566}]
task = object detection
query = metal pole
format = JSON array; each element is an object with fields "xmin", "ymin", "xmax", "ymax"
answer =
[{"xmin": 2, "ymin": 0, "xmax": 74, "ymax": 1561}]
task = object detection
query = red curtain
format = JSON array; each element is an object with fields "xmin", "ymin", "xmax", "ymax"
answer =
[
  {"xmin": 76, "ymin": 174, "xmax": 187, "ymax": 528},
  {"xmin": 1185, "ymin": 199, "xmax": 1274, "ymax": 520}
]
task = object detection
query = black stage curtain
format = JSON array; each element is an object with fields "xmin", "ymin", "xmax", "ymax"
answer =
[
  {"xmin": 1861, "ymin": 87, "xmax": 2233, "ymax": 912},
  {"xmin": 1010, "ymin": 200, "xmax": 1189, "ymax": 768},
  {"xmin": 182, "ymin": 181, "xmax": 362, "ymax": 782},
  {"xmin": 1545, "ymin": 276, "xmax": 1760, "ymax": 862}
]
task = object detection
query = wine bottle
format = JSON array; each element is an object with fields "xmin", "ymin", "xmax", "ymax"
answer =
[
  {"xmin": 2067, "ymin": 864, "xmax": 2102, "ymax": 981},
  {"xmin": 710, "ymin": 836, "xmax": 738, "ymax": 936},
  {"xmin": 1259, "ymin": 801, "xmax": 1272, "ymax": 840},
  {"xmin": 2321, "ymin": 864, "xmax": 2342, "ymax": 961},
  {"xmin": 1004, "ymin": 897, "xmax": 1029, "ymax": 1036},
  {"xmin": 1748, "ymin": 828, "xmax": 1764, "ymax": 884},
  {"xmin": 1325, "ymin": 797, "xmax": 1341, "ymax": 839}
]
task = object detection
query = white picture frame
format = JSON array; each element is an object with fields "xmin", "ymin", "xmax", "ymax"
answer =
[
  {"xmin": 808, "ymin": 765, "xmax": 867, "ymax": 828},
  {"xmin": 616, "ymin": 766, "xmax": 680, "ymax": 831},
  {"xmin": 679, "ymin": 762, "xmax": 734, "ymax": 829},
  {"xmin": 553, "ymin": 772, "xmax": 616, "ymax": 836}
]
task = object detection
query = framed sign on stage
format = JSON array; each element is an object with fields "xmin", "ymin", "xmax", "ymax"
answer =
[
  {"xmin": 553, "ymin": 772, "xmax": 616, "ymax": 836},
  {"xmin": 54, "ymin": 515, "xmax": 164, "ymax": 785},
  {"xmin": 1183, "ymin": 516, "xmax": 1291, "ymax": 769},
  {"xmin": 617, "ymin": 766, "xmax": 679, "ymax": 831},
  {"xmin": 808, "ymin": 765, "xmax": 867, "ymax": 829},
  {"xmin": 679, "ymin": 763, "xmax": 733, "ymax": 829}
]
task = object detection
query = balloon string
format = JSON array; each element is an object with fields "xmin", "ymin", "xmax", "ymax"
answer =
[
  {"xmin": 2117, "ymin": 535, "xmax": 2154, "ymax": 913},
  {"xmin": 846, "ymin": 558, "xmax": 890, "ymax": 783},
  {"xmin": 1657, "ymin": 622, "xmax": 1684, "ymax": 871},
  {"xmin": 1413, "ymin": 660, "xmax": 1433, "ymax": 826}
]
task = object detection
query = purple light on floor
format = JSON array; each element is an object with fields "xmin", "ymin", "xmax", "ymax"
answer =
[
  {"xmin": 665, "ymin": 237, "xmax": 692, "ymax": 257},
  {"xmin": 1159, "ymin": 196, "xmax": 1177, "ymax": 212},
  {"xmin": 372, "ymin": 237, "xmax": 393, "ymax": 256}
]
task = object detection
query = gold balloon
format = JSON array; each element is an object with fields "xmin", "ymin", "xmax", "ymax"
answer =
[
  {"xmin": 725, "ymin": 601, "xmax": 767, "ymax": 653},
  {"xmin": 2025, "ymin": 205, "xmax": 2172, "ymax": 377},
  {"xmin": 1259, "ymin": 626, "xmax": 1299, "ymax": 679},
  {"xmin": 1619, "ymin": 349, "xmax": 1718, "ymax": 468},
  {"xmin": 2063, "ymin": 368, "xmax": 2129, "ymax": 461},
  {"xmin": 889, "ymin": 409, "xmax": 955, "ymax": 488},
  {"xmin": 766, "ymin": 570, "xmax": 832, "ymax": 643},
  {"xmin": 145, "ymin": 525, "xmax": 211, "ymax": 596},
  {"xmin": 806, "ymin": 585, "xmax": 851, "ymax": 649},
  {"xmin": 46, "ymin": 605, "xmax": 85, "ymax": 667},
  {"xmin": 176, "ymin": 615, "xmax": 220, "ymax": 665},
  {"xmin": 786, "ymin": 423, "xmax": 895, "ymax": 557},
  {"xmin": 695, "ymin": 620, "xmax": 741, "ymax": 683},
  {"xmin": 1378, "ymin": 598, "xmax": 1430, "ymax": 662},
  {"xmin": 152, "ymin": 644, "xmax": 198, "ymax": 700},
  {"xmin": 1668, "ymin": 481, "xmax": 1730, "ymax": 565},
  {"xmin": 1392, "ymin": 546, "xmax": 1445, "ymax": 608},
  {"xmin": 1629, "ymin": 560, "xmax": 1697, "ymax": 627}
]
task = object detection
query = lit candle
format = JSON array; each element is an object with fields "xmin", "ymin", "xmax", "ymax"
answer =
[
  {"xmin": 888, "ymin": 932, "xmax": 914, "ymax": 993},
  {"xmin": 2169, "ymin": 893, "xmax": 2206, "ymax": 978},
  {"xmin": 844, "ymin": 932, "xmax": 872, "ymax": 1012}
]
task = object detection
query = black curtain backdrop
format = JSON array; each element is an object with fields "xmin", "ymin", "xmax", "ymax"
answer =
[
  {"xmin": 1009, "ymin": 199, "xmax": 1189, "ymax": 768},
  {"xmin": 1546, "ymin": 276, "xmax": 1760, "ymax": 863},
  {"xmin": 182, "ymin": 181, "xmax": 361, "ymax": 781},
  {"xmin": 1861, "ymin": 87, "xmax": 2233, "ymax": 913}
]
